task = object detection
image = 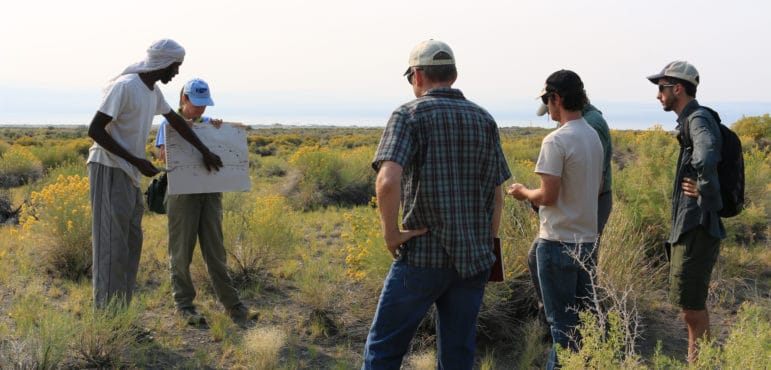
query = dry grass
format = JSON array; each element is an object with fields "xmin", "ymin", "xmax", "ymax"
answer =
[
  {"xmin": 406, "ymin": 350, "xmax": 435, "ymax": 370},
  {"xmin": 237, "ymin": 325, "xmax": 287, "ymax": 369}
]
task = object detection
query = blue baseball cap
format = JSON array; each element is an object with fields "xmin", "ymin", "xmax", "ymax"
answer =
[{"xmin": 183, "ymin": 78, "xmax": 215, "ymax": 106}]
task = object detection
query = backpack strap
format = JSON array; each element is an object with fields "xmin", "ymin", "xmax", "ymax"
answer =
[{"xmin": 683, "ymin": 105, "xmax": 722, "ymax": 148}]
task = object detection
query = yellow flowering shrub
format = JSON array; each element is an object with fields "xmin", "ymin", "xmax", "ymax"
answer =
[
  {"xmin": 224, "ymin": 194, "xmax": 298, "ymax": 283},
  {"xmin": 340, "ymin": 202, "xmax": 391, "ymax": 289},
  {"xmin": 20, "ymin": 175, "xmax": 91, "ymax": 279}
]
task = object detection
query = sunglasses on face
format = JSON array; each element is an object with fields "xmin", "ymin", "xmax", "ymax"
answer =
[
  {"xmin": 541, "ymin": 92, "xmax": 553, "ymax": 105},
  {"xmin": 406, "ymin": 67, "xmax": 422, "ymax": 85},
  {"xmin": 658, "ymin": 83, "xmax": 676, "ymax": 92}
]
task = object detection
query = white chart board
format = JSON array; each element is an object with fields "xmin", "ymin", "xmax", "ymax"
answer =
[{"xmin": 164, "ymin": 124, "xmax": 251, "ymax": 195}]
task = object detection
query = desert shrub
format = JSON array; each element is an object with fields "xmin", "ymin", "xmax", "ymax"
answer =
[
  {"xmin": 294, "ymin": 240, "xmax": 337, "ymax": 314},
  {"xmin": 13, "ymin": 136, "xmax": 39, "ymax": 146},
  {"xmin": 708, "ymin": 242, "xmax": 771, "ymax": 307},
  {"xmin": 557, "ymin": 310, "xmax": 646, "ymax": 369},
  {"xmin": 0, "ymin": 288, "xmax": 77, "ymax": 369},
  {"xmin": 0, "ymin": 140, "xmax": 9, "ymax": 156},
  {"xmin": 224, "ymin": 194, "xmax": 298, "ymax": 284},
  {"xmin": 546, "ymin": 203, "xmax": 666, "ymax": 369},
  {"xmin": 287, "ymin": 145, "xmax": 374, "ymax": 209},
  {"xmin": 0, "ymin": 145, "xmax": 43, "ymax": 188},
  {"xmin": 0, "ymin": 189, "xmax": 21, "ymax": 224},
  {"xmin": 40, "ymin": 161, "xmax": 88, "ymax": 187},
  {"xmin": 612, "ymin": 126, "xmax": 678, "ymax": 247},
  {"xmin": 251, "ymin": 155, "xmax": 288, "ymax": 178},
  {"xmin": 477, "ymin": 197, "xmax": 541, "ymax": 345},
  {"xmin": 338, "ymin": 145, "xmax": 376, "ymax": 203},
  {"xmin": 67, "ymin": 137, "xmax": 93, "ymax": 156},
  {"xmin": 28, "ymin": 139, "xmax": 89, "ymax": 170},
  {"xmin": 328, "ymin": 133, "xmax": 380, "ymax": 149},
  {"xmin": 501, "ymin": 136, "xmax": 543, "ymax": 165},
  {"xmin": 340, "ymin": 204, "xmax": 389, "ymax": 291},
  {"xmin": 597, "ymin": 202, "xmax": 667, "ymax": 310},
  {"xmin": 742, "ymin": 145, "xmax": 771, "ymax": 210},
  {"xmin": 262, "ymin": 134, "xmax": 306, "ymax": 156},
  {"xmin": 20, "ymin": 175, "xmax": 92, "ymax": 280},
  {"xmin": 722, "ymin": 145, "xmax": 771, "ymax": 245},
  {"xmin": 715, "ymin": 300, "xmax": 771, "ymax": 369},
  {"xmin": 732, "ymin": 114, "xmax": 771, "ymax": 142},
  {"xmin": 75, "ymin": 298, "xmax": 143, "ymax": 368},
  {"xmin": 248, "ymin": 135, "xmax": 277, "ymax": 156},
  {"xmin": 650, "ymin": 300, "xmax": 771, "ymax": 369}
]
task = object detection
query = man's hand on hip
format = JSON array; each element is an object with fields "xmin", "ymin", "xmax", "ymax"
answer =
[{"xmin": 384, "ymin": 228, "xmax": 428, "ymax": 259}]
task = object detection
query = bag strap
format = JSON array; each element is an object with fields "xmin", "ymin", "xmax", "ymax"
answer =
[{"xmin": 682, "ymin": 105, "xmax": 722, "ymax": 149}]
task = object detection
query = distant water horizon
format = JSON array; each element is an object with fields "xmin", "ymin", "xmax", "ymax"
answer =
[{"xmin": 0, "ymin": 99, "xmax": 767, "ymax": 131}]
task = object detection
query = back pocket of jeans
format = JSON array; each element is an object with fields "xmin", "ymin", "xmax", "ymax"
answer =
[{"xmin": 404, "ymin": 266, "xmax": 444, "ymax": 295}]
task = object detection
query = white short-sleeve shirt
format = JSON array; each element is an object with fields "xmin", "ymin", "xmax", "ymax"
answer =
[
  {"xmin": 535, "ymin": 117, "xmax": 603, "ymax": 243},
  {"xmin": 87, "ymin": 73, "xmax": 171, "ymax": 187}
]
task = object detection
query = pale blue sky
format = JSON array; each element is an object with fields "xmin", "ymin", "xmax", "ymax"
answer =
[{"xmin": 1, "ymin": 0, "xmax": 769, "ymax": 129}]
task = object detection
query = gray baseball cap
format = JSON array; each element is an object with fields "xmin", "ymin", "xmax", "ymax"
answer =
[
  {"xmin": 403, "ymin": 39, "xmax": 455, "ymax": 76},
  {"xmin": 647, "ymin": 61, "xmax": 699, "ymax": 86}
]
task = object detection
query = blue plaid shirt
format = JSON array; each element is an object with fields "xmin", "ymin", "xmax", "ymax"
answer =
[{"xmin": 372, "ymin": 87, "xmax": 511, "ymax": 278}]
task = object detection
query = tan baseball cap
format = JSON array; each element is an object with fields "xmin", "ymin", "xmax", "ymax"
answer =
[
  {"xmin": 536, "ymin": 103, "xmax": 549, "ymax": 116},
  {"xmin": 647, "ymin": 61, "xmax": 699, "ymax": 86},
  {"xmin": 403, "ymin": 39, "xmax": 455, "ymax": 76}
]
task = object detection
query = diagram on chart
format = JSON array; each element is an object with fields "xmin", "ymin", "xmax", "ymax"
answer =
[{"xmin": 164, "ymin": 123, "xmax": 251, "ymax": 195}]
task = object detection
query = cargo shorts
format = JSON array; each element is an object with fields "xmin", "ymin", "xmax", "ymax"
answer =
[{"xmin": 669, "ymin": 226, "xmax": 721, "ymax": 310}]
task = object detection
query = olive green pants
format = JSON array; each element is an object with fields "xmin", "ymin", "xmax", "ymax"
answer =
[{"xmin": 167, "ymin": 192, "xmax": 240, "ymax": 310}]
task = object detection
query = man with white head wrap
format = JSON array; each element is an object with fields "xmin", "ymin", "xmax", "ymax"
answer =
[
  {"xmin": 118, "ymin": 38, "xmax": 187, "ymax": 77},
  {"xmin": 87, "ymin": 38, "xmax": 223, "ymax": 310}
]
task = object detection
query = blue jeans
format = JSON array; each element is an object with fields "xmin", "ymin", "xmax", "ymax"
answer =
[
  {"xmin": 536, "ymin": 239, "xmax": 596, "ymax": 370},
  {"xmin": 362, "ymin": 260, "xmax": 489, "ymax": 370}
]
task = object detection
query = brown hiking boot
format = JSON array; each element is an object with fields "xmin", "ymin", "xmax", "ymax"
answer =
[{"xmin": 227, "ymin": 303, "xmax": 258, "ymax": 327}]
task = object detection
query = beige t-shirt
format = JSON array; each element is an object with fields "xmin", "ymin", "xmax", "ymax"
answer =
[
  {"xmin": 535, "ymin": 117, "xmax": 603, "ymax": 243},
  {"xmin": 87, "ymin": 73, "xmax": 171, "ymax": 188}
]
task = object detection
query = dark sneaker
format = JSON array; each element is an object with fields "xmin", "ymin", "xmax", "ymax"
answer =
[
  {"xmin": 227, "ymin": 303, "xmax": 258, "ymax": 327},
  {"xmin": 177, "ymin": 307, "xmax": 207, "ymax": 327}
]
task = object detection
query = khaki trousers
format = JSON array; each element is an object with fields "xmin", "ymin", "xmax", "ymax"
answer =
[{"xmin": 166, "ymin": 192, "xmax": 239, "ymax": 309}]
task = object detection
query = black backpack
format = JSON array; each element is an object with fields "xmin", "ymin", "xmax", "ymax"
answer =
[
  {"xmin": 144, "ymin": 173, "xmax": 168, "ymax": 214},
  {"xmin": 684, "ymin": 106, "xmax": 745, "ymax": 218}
]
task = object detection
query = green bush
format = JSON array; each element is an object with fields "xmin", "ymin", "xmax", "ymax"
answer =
[
  {"xmin": 287, "ymin": 145, "xmax": 374, "ymax": 209},
  {"xmin": 30, "ymin": 147, "xmax": 77, "ymax": 170},
  {"xmin": 558, "ymin": 310, "xmax": 646, "ymax": 369},
  {"xmin": 251, "ymin": 155, "xmax": 288, "ymax": 178},
  {"xmin": 612, "ymin": 127, "xmax": 678, "ymax": 247}
]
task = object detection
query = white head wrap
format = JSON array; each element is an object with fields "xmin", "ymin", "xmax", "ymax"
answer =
[{"xmin": 117, "ymin": 39, "xmax": 185, "ymax": 77}]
